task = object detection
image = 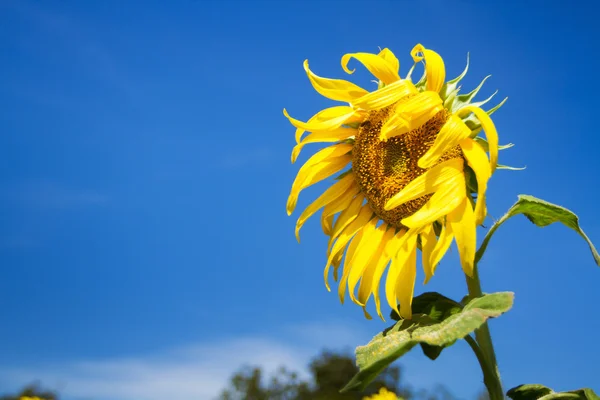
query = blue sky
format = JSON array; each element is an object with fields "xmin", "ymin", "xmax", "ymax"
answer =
[{"xmin": 1, "ymin": 0, "xmax": 599, "ymax": 399}]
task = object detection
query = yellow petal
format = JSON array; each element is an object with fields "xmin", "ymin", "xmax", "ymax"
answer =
[
  {"xmin": 378, "ymin": 48, "xmax": 400, "ymax": 75},
  {"xmin": 400, "ymin": 173, "xmax": 466, "ymax": 228},
  {"xmin": 458, "ymin": 105, "xmax": 499, "ymax": 172},
  {"xmin": 395, "ymin": 234, "xmax": 418, "ymax": 319},
  {"xmin": 304, "ymin": 60, "xmax": 368, "ymax": 102},
  {"xmin": 339, "ymin": 218, "xmax": 381, "ymax": 303},
  {"xmin": 291, "ymin": 107, "xmax": 364, "ymax": 144},
  {"xmin": 418, "ymin": 114, "xmax": 471, "ymax": 169},
  {"xmin": 284, "ymin": 107, "xmax": 359, "ymax": 142},
  {"xmin": 384, "ymin": 158, "xmax": 464, "ymax": 210},
  {"xmin": 347, "ymin": 221, "xmax": 387, "ymax": 304},
  {"xmin": 287, "ymin": 145, "xmax": 352, "ymax": 215},
  {"xmin": 460, "ymin": 138, "xmax": 491, "ymax": 225},
  {"xmin": 324, "ymin": 203, "xmax": 373, "ymax": 290},
  {"xmin": 419, "ymin": 224, "xmax": 437, "ymax": 283},
  {"xmin": 351, "ymin": 79, "xmax": 417, "ymax": 110},
  {"xmin": 428, "ymin": 223, "xmax": 455, "ymax": 281},
  {"xmin": 328, "ymin": 194, "xmax": 364, "ymax": 253},
  {"xmin": 295, "ymin": 173, "xmax": 356, "ymax": 241},
  {"xmin": 321, "ymin": 180, "xmax": 359, "ymax": 235},
  {"xmin": 411, "ymin": 44, "xmax": 446, "ymax": 93},
  {"xmin": 341, "ymin": 52, "xmax": 400, "ymax": 84},
  {"xmin": 380, "ymin": 91, "xmax": 444, "ymax": 139},
  {"xmin": 386, "ymin": 230, "xmax": 418, "ymax": 316},
  {"xmin": 292, "ymin": 127, "xmax": 357, "ymax": 163},
  {"xmin": 322, "ymin": 213, "xmax": 335, "ymax": 236},
  {"xmin": 448, "ymin": 197, "xmax": 476, "ymax": 277},
  {"xmin": 357, "ymin": 225, "xmax": 394, "ymax": 306},
  {"xmin": 337, "ymin": 226, "xmax": 366, "ymax": 303},
  {"xmin": 373, "ymin": 229, "xmax": 405, "ymax": 320}
]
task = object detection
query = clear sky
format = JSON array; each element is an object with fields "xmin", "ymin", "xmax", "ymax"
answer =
[{"xmin": 1, "ymin": 0, "xmax": 599, "ymax": 399}]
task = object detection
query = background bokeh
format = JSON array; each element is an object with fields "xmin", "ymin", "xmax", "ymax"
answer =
[{"xmin": 1, "ymin": 0, "xmax": 598, "ymax": 398}]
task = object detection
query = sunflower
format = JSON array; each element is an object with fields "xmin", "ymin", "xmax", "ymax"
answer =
[
  {"xmin": 285, "ymin": 44, "xmax": 506, "ymax": 320},
  {"xmin": 363, "ymin": 387, "xmax": 400, "ymax": 400}
]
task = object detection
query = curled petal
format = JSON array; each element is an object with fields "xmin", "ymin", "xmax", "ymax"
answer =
[
  {"xmin": 448, "ymin": 197, "xmax": 477, "ymax": 277},
  {"xmin": 411, "ymin": 44, "xmax": 446, "ymax": 93},
  {"xmin": 460, "ymin": 138, "xmax": 491, "ymax": 225},
  {"xmin": 377, "ymin": 48, "xmax": 400, "ymax": 75},
  {"xmin": 458, "ymin": 105, "xmax": 499, "ymax": 172},
  {"xmin": 341, "ymin": 52, "xmax": 400, "ymax": 84},
  {"xmin": 304, "ymin": 60, "xmax": 368, "ymax": 102}
]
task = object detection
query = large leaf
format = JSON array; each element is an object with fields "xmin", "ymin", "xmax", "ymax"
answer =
[
  {"xmin": 476, "ymin": 195, "xmax": 600, "ymax": 266},
  {"xmin": 342, "ymin": 292, "xmax": 514, "ymax": 392},
  {"xmin": 390, "ymin": 292, "xmax": 463, "ymax": 361},
  {"xmin": 507, "ymin": 384, "xmax": 599, "ymax": 400}
]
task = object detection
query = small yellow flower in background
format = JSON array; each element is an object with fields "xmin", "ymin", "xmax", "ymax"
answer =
[
  {"xmin": 363, "ymin": 387, "xmax": 400, "ymax": 400},
  {"xmin": 20, "ymin": 397, "xmax": 45, "ymax": 400},
  {"xmin": 286, "ymin": 44, "xmax": 506, "ymax": 320}
]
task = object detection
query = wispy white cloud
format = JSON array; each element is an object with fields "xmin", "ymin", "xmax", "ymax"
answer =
[
  {"xmin": 0, "ymin": 320, "xmax": 481, "ymax": 400},
  {"xmin": 0, "ymin": 321, "xmax": 368, "ymax": 400}
]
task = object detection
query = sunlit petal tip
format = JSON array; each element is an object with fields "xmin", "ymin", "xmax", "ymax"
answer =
[
  {"xmin": 291, "ymin": 146, "xmax": 300, "ymax": 164},
  {"xmin": 399, "ymin": 306, "xmax": 412, "ymax": 320},
  {"xmin": 341, "ymin": 54, "xmax": 356, "ymax": 75},
  {"xmin": 362, "ymin": 307, "xmax": 373, "ymax": 320},
  {"xmin": 324, "ymin": 267, "xmax": 331, "ymax": 291},
  {"xmin": 303, "ymin": 59, "xmax": 369, "ymax": 102},
  {"xmin": 463, "ymin": 261, "xmax": 475, "ymax": 277},
  {"xmin": 410, "ymin": 44, "xmax": 446, "ymax": 93},
  {"xmin": 286, "ymin": 195, "xmax": 295, "ymax": 216}
]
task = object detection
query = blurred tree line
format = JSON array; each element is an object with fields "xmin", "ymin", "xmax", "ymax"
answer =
[
  {"xmin": 218, "ymin": 350, "xmax": 458, "ymax": 400},
  {"xmin": 0, "ymin": 383, "xmax": 57, "ymax": 400},
  {"xmin": 2, "ymin": 351, "xmax": 465, "ymax": 400}
]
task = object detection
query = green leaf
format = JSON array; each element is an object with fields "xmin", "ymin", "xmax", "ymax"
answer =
[
  {"xmin": 473, "ymin": 137, "xmax": 515, "ymax": 153},
  {"xmin": 476, "ymin": 195, "xmax": 600, "ymax": 266},
  {"xmin": 507, "ymin": 384, "xmax": 600, "ymax": 400},
  {"xmin": 497, "ymin": 164, "xmax": 526, "ymax": 171},
  {"xmin": 342, "ymin": 292, "xmax": 514, "ymax": 392},
  {"xmin": 463, "ymin": 96, "xmax": 507, "ymax": 135},
  {"xmin": 390, "ymin": 292, "xmax": 463, "ymax": 361}
]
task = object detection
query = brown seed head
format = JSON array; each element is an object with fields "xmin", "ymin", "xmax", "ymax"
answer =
[{"xmin": 352, "ymin": 103, "xmax": 463, "ymax": 228}]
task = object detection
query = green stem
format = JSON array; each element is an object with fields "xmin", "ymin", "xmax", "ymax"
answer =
[{"xmin": 465, "ymin": 265, "xmax": 504, "ymax": 400}]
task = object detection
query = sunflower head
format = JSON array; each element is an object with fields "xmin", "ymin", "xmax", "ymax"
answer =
[{"xmin": 285, "ymin": 44, "xmax": 507, "ymax": 320}]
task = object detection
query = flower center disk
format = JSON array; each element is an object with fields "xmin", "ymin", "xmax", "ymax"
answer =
[{"xmin": 352, "ymin": 104, "xmax": 461, "ymax": 228}]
